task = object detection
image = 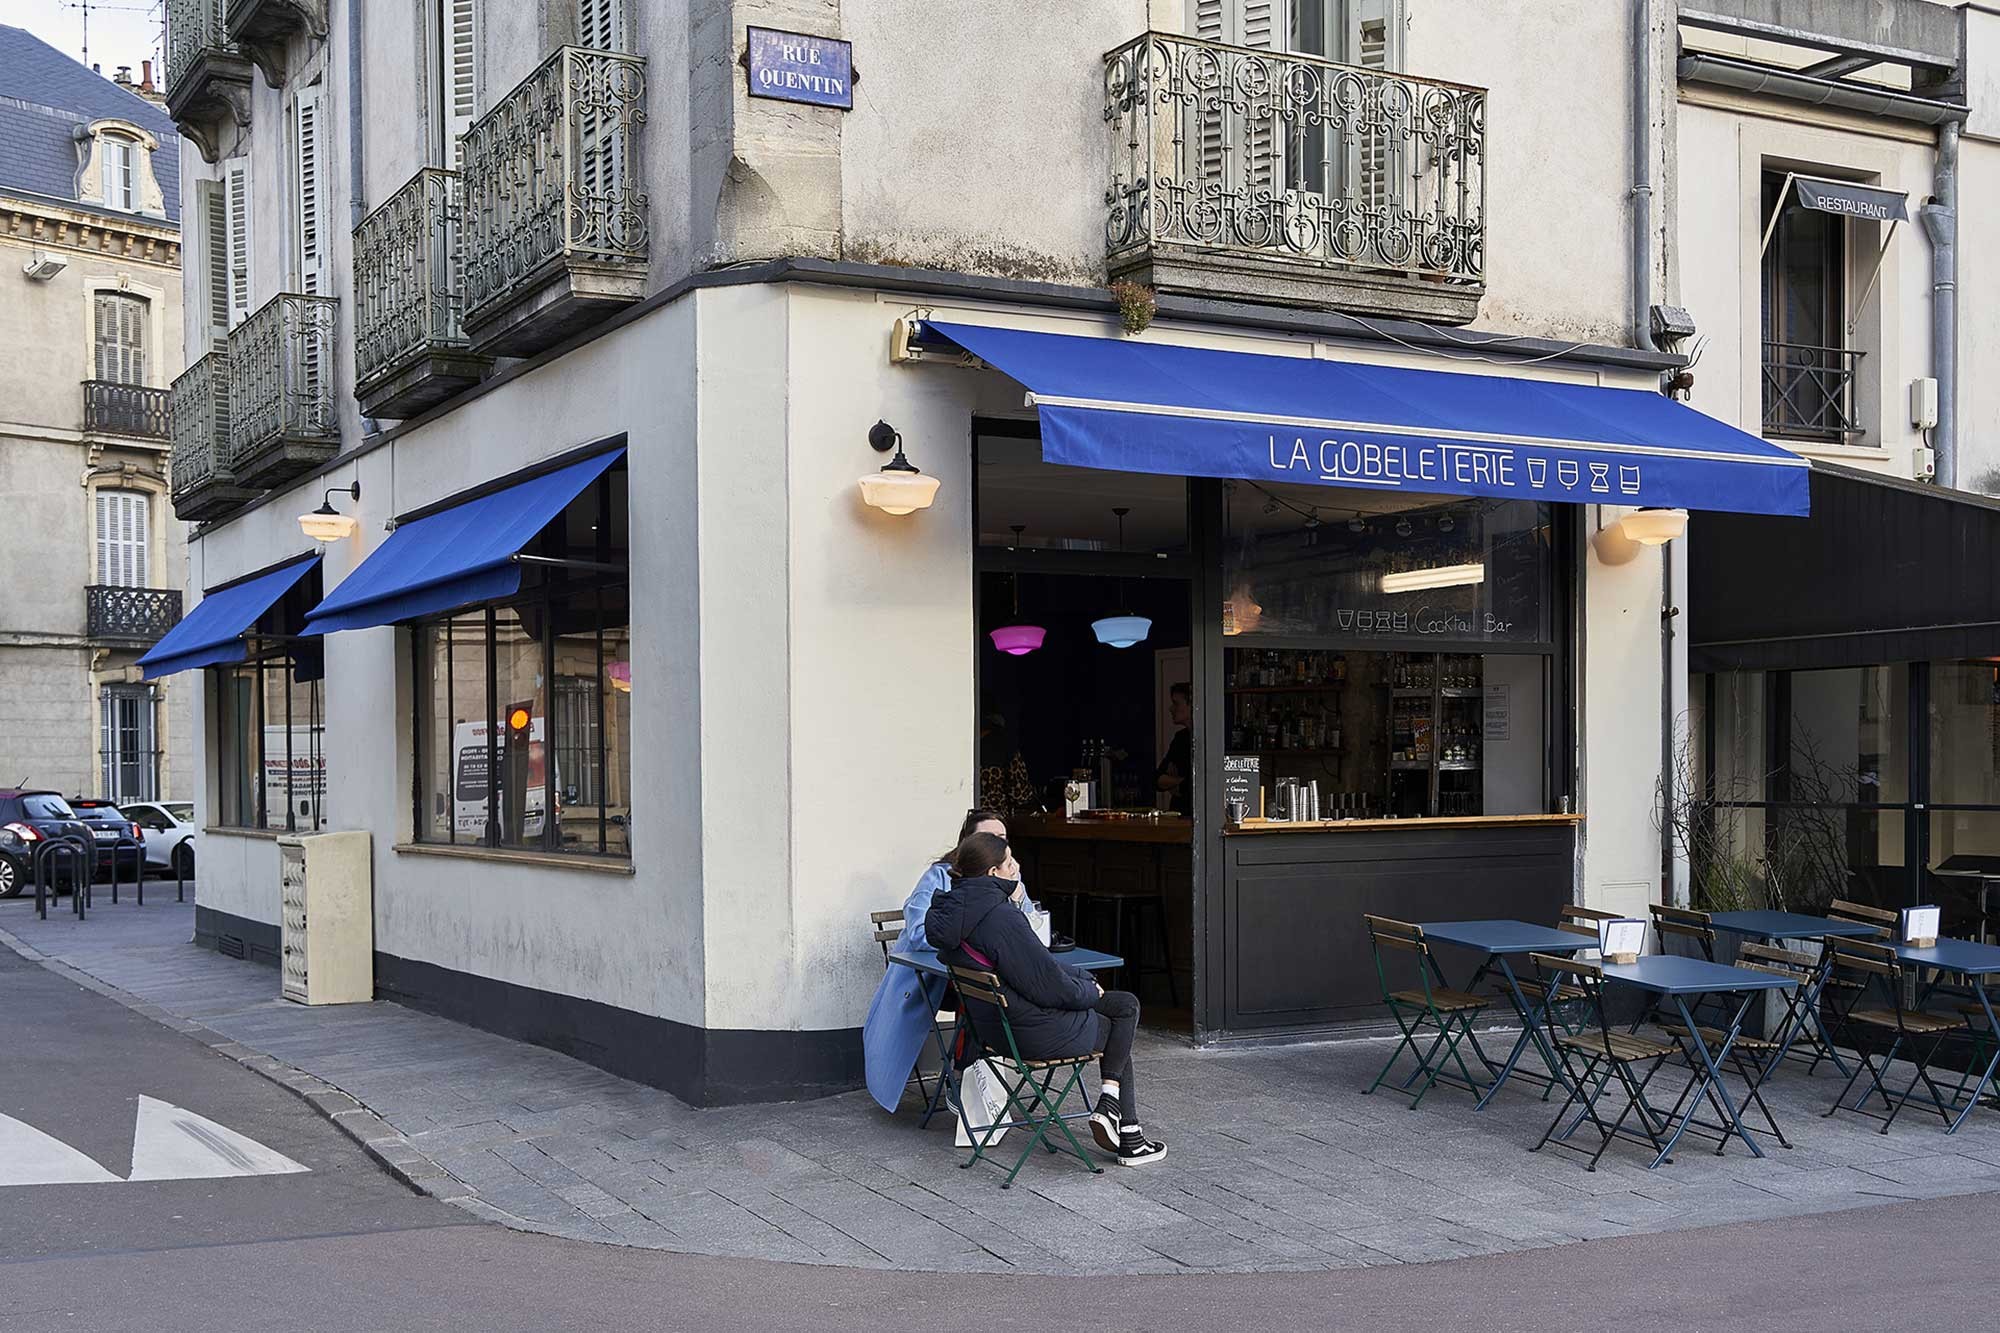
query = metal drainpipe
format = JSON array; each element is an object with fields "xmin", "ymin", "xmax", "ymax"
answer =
[
  {"xmin": 1922, "ymin": 120, "xmax": 1959, "ymax": 489},
  {"xmin": 346, "ymin": 0, "xmax": 379, "ymax": 437},
  {"xmin": 1630, "ymin": 0, "xmax": 1681, "ymax": 903}
]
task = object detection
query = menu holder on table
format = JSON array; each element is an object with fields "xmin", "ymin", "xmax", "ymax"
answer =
[
  {"xmin": 1599, "ymin": 917, "xmax": 1645, "ymax": 966},
  {"xmin": 1903, "ymin": 905, "xmax": 1941, "ymax": 950}
]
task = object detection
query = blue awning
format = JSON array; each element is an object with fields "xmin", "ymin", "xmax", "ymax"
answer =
[
  {"xmin": 928, "ymin": 321, "xmax": 1810, "ymax": 517},
  {"xmin": 137, "ymin": 554, "xmax": 320, "ymax": 680},
  {"xmin": 305, "ymin": 449, "xmax": 624, "ymax": 634}
]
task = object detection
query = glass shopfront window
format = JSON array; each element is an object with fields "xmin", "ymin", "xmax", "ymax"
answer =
[
  {"xmin": 215, "ymin": 661, "xmax": 325, "ymax": 833},
  {"xmin": 412, "ymin": 461, "xmax": 630, "ymax": 858},
  {"xmin": 1220, "ymin": 483, "xmax": 1561, "ymax": 821}
]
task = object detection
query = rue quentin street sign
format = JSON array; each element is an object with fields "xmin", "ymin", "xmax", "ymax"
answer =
[{"xmin": 745, "ymin": 27, "xmax": 854, "ymax": 110}]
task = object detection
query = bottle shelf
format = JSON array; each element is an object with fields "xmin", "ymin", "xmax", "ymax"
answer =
[{"xmin": 1229, "ymin": 684, "xmax": 1348, "ymax": 695}]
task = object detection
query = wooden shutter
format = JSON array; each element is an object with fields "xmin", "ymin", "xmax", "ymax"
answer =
[
  {"xmin": 577, "ymin": 0, "xmax": 623, "ymax": 50},
  {"xmin": 93, "ymin": 293, "xmax": 145, "ymax": 384},
  {"xmin": 96, "ymin": 491, "xmax": 149, "ymax": 588},
  {"xmin": 440, "ymin": 0, "xmax": 477, "ymax": 167},
  {"xmin": 202, "ymin": 181, "xmax": 229, "ymax": 345},
  {"xmin": 292, "ymin": 86, "xmax": 325, "ymax": 295},
  {"xmin": 227, "ymin": 160, "xmax": 251, "ymax": 325}
]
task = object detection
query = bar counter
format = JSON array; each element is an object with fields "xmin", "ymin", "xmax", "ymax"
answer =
[
  {"xmin": 1228, "ymin": 813, "xmax": 1584, "ymax": 835},
  {"xmin": 1008, "ymin": 814, "xmax": 1193, "ymax": 1004},
  {"xmin": 1007, "ymin": 813, "xmax": 1194, "ymax": 844}
]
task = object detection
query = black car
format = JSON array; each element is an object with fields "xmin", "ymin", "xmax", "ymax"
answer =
[
  {"xmin": 0, "ymin": 789, "xmax": 93, "ymax": 897},
  {"xmin": 67, "ymin": 798, "xmax": 146, "ymax": 881}
]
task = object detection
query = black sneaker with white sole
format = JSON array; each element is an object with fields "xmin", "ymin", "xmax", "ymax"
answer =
[
  {"xmin": 1089, "ymin": 1093, "xmax": 1121, "ymax": 1154},
  {"xmin": 1116, "ymin": 1127, "xmax": 1167, "ymax": 1166}
]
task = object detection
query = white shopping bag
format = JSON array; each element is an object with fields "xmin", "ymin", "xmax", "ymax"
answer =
[{"xmin": 953, "ymin": 1058, "xmax": 1015, "ymax": 1148}]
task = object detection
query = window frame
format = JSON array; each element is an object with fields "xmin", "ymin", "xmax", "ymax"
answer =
[
  {"xmin": 99, "ymin": 132, "xmax": 137, "ymax": 211},
  {"xmin": 95, "ymin": 488, "xmax": 151, "ymax": 588},
  {"xmin": 99, "ymin": 683, "xmax": 159, "ymax": 804}
]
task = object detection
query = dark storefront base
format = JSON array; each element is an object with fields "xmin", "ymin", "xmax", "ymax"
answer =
[{"xmin": 193, "ymin": 906, "xmax": 863, "ymax": 1107}]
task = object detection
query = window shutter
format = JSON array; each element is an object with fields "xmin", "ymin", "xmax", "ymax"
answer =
[
  {"xmin": 293, "ymin": 87, "xmax": 324, "ymax": 295},
  {"xmin": 122, "ymin": 295, "xmax": 145, "ymax": 385},
  {"xmin": 1192, "ymin": 0, "xmax": 1225, "ymax": 39},
  {"xmin": 227, "ymin": 161, "xmax": 251, "ymax": 325},
  {"xmin": 441, "ymin": 0, "xmax": 478, "ymax": 167},
  {"xmin": 203, "ymin": 182, "xmax": 230, "ymax": 344},
  {"xmin": 93, "ymin": 293, "xmax": 146, "ymax": 384},
  {"xmin": 94, "ymin": 293, "xmax": 117, "ymax": 381},
  {"xmin": 577, "ymin": 0, "xmax": 623, "ymax": 50},
  {"xmin": 95, "ymin": 492, "xmax": 149, "ymax": 588}
]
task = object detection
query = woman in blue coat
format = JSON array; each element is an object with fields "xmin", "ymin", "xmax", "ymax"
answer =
[{"xmin": 864, "ymin": 810, "xmax": 1029, "ymax": 1112}]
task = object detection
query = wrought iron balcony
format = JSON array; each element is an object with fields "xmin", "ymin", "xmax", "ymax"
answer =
[
  {"xmin": 86, "ymin": 586, "xmax": 184, "ymax": 646},
  {"xmin": 353, "ymin": 168, "xmax": 491, "ymax": 419},
  {"xmin": 1103, "ymin": 32, "xmax": 1486, "ymax": 322},
  {"xmin": 164, "ymin": 0, "xmax": 252, "ymax": 164},
  {"xmin": 461, "ymin": 46, "xmax": 649, "ymax": 358},
  {"xmin": 83, "ymin": 381, "xmax": 171, "ymax": 440},
  {"xmin": 225, "ymin": 292, "xmax": 340, "ymax": 489},
  {"xmin": 169, "ymin": 349, "xmax": 255, "ymax": 522},
  {"xmin": 222, "ymin": 0, "xmax": 326, "ymax": 87},
  {"xmin": 1762, "ymin": 342, "xmax": 1864, "ymax": 442}
]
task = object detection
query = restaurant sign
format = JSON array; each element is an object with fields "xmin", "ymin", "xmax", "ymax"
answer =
[
  {"xmin": 1792, "ymin": 176, "xmax": 1909, "ymax": 223},
  {"xmin": 745, "ymin": 27, "xmax": 853, "ymax": 109}
]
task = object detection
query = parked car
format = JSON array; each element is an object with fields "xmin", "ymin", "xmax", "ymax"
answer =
[
  {"xmin": 122, "ymin": 800, "xmax": 195, "ymax": 878},
  {"xmin": 65, "ymin": 798, "xmax": 146, "ymax": 881},
  {"xmin": 0, "ymin": 789, "xmax": 92, "ymax": 897}
]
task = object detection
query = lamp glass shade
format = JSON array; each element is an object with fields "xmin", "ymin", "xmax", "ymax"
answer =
[
  {"xmin": 298, "ymin": 508, "xmax": 359, "ymax": 542},
  {"xmin": 1617, "ymin": 507, "xmax": 1689, "ymax": 546},
  {"xmin": 1091, "ymin": 615, "xmax": 1152, "ymax": 649},
  {"xmin": 858, "ymin": 469, "xmax": 941, "ymax": 515},
  {"xmin": 989, "ymin": 625, "xmax": 1046, "ymax": 656}
]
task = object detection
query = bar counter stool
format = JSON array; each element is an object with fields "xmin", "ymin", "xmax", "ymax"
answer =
[{"xmin": 1080, "ymin": 881, "xmax": 1178, "ymax": 1005}]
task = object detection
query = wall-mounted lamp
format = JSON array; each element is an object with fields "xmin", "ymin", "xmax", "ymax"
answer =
[
  {"xmin": 857, "ymin": 420, "xmax": 941, "ymax": 515},
  {"xmin": 299, "ymin": 481, "xmax": 361, "ymax": 542},
  {"xmin": 1591, "ymin": 506, "xmax": 1689, "ymax": 566}
]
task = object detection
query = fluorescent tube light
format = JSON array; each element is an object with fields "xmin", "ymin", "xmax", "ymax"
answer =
[{"xmin": 1380, "ymin": 562, "xmax": 1486, "ymax": 595}]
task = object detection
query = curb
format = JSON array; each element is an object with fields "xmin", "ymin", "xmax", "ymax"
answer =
[{"xmin": 0, "ymin": 918, "xmax": 479, "ymax": 1209}]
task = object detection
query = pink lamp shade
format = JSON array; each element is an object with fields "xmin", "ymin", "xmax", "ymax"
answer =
[{"xmin": 989, "ymin": 625, "xmax": 1046, "ymax": 656}]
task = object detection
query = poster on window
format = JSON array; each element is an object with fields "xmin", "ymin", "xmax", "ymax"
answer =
[
  {"xmin": 451, "ymin": 718, "xmax": 557, "ymax": 838},
  {"xmin": 262, "ymin": 726, "xmax": 327, "ymax": 828}
]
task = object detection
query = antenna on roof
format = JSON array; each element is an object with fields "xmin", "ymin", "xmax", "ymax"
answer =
[{"xmin": 57, "ymin": 0, "xmax": 157, "ymax": 70}]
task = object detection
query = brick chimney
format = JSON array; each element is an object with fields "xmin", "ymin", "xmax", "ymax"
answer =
[{"xmin": 140, "ymin": 60, "xmax": 155, "ymax": 93}]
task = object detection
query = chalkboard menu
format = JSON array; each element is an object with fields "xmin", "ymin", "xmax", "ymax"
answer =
[{"xmin": 1223, "ymin": 753, "xmax": 1261, "ymax": 817}]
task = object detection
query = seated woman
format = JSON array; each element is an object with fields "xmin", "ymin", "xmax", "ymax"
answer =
[
  {"xmin": 925, "ymin": 831, "xmax": 1165, "ymax": 1166},
  {"xmin": 863, "ymin": 810, "xmax": 1034, "ymax": 1113}
]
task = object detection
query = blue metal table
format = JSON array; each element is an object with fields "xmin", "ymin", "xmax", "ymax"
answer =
[
  {"xmin": 1891, "ymin": 936, "xmax": 2000, "ymax": 1134},
  {"xmin": 887, "ymin": 945, "xmax": 1123, "ymax": 1125},
  {"xmin": 1709, "ymin": 910, "xmax": 1885, "ymax": 1076},
  {"xmin": 1416, "ymin": 919, "xmax": 1597, "ymax": 1110},
  {"xmin": 1600, "ymin": 955, "xmax": 1799, "ymax": 1167}
]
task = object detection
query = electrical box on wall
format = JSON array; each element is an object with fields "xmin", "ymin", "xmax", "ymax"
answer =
[
  {"xmin": 1914, "ymin": 446, "xmax": 1937, "ymax": 480},
  {"xmin": 279, "ymin": 831, "xmax": 373, "ymax": 1005},
  {"xmin": 1911, "ymin": 377, "xmax": 1940, "ymax": 430}
]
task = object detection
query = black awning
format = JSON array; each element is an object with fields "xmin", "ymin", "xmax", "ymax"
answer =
[{"xmin": 1691, "ymin": 463, "xmax": 2000, "ymax": 672}]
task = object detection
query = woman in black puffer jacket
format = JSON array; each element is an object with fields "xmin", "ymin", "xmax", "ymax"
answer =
[{"xmin": 925, "ymin": 831, "xmax": 1166, "ymax": 1166}]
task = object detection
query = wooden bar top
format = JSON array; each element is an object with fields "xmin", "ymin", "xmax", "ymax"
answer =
[
  {"xmin": 1227, "ymin": 813, "xmax": 1585, "ymax": 835},
  {"xmin": 1008, "ymin": 814, "xmax": 1195, "ymax": 845}
]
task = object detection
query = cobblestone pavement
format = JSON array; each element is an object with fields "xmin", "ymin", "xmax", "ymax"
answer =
[{"xmin": 9, "ymin": 895, "xmax": 2000, "ymax": 1275}]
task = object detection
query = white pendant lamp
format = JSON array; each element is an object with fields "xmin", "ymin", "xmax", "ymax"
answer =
[{"xmin": 1090, "ymin": 507, "xmax": 1151, "ymax": 648}]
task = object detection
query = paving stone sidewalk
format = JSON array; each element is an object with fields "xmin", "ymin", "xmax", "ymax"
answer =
[{"xmin": 9, "ymin": 895, "xmax": 2000, "ymax": 1275}]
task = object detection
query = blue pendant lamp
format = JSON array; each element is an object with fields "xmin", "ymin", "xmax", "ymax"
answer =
[{"xmin": 1091, "ymin": 507, "xmax": 1152, "ymax": 648}]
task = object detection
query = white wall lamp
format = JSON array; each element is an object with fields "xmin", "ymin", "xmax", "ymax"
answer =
[
  {"xmin": 299, "ymin": 481, "xmax": 361, "ymax": 543},
  {"xmin": 1591, "ymin": 506, "xmax": 1689, "ymax": 566},
  {"xmin": 858, "ymin": 420, "xmax": 941, "ymax": 515}
]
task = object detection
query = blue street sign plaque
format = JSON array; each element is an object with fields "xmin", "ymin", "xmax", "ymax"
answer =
[{"xmin": 745, "ymin": 27, "xmax": 853, "ymax": 110}]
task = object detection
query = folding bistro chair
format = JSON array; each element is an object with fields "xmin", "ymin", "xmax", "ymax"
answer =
[
  {"xmin": 1672, "ymin": 948, "xmax": 1799, "ymax": 1150},
  {"xmin": 1511, "ymin": 907, "xmax": 1611, "ymax": 1037},
  {"xmin": 945, "ymin": 964, "xmax": 1103, "ymax": 1188},
  {"xmin": 1361, "ymin": 916, "xmax": 1491, "ymax": 1108},
  {"xmin": 870, "ymin": 909, "xmax": 904, "ymax": 962},
  {"xmin": 1736, "ymin": 941, "xmax": 1843, "ymax": 1074},
  {"xmin": 1822, "ymin": 939, "xmax": 1964, "ymax": 1133},
  {"xmin": 871, "ymin": 908, "xmax": 952, "ymax": 1118},
  {"xmin": 1649, "ymin": 904, "xmax": 1717, "ymax": 961},
  {"xmin": 1527, "ymin": 953, "xmax": 1678, "ymax": 1170},
  {"xmin": 1823, "ymin": 899, "xmax": 1898, "ymax": 1051}
]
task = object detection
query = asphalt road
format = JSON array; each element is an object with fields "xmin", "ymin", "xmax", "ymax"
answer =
[{"xmin": 6, "ymin": 944, "xmax": 2000, "ymax": 1332}]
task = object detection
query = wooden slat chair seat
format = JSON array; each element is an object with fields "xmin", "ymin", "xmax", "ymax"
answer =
[
  {"xmin": 1516, "ymin": 977, "xmax": 1589, "ymax": 1004},
  {"xmin": 1527, "ymin": 953, "xmax": 1680, "ymax": 1170},
  {"xmin": 1823, "ymin": 939, "xmax": 1965, "ymax": 1133},
  {"xmin": 1361, "ymin": 915, "xmax": 1495, "ymax": 1108},
  {"xmin": 1692, "ymin": 1025, "xmax": 1780, "ymax": 1055},
  {"xmin": 1389, "ymin": 986, "xmax": 1488, "ymax": 1013},
  {"xmin": 871, "ymin": 909, "xmax": 904, "ymax": 962},
  {"xmin": 945, "ymin": 964, "xmax": 1103, "ymax": 1188}
]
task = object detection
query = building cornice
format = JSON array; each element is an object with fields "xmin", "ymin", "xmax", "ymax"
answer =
[{"xmin": 0, "ymin": 192, "xmax": 180, "ymax": 268}]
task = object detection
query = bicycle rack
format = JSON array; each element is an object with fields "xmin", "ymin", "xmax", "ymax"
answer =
[
  {"xmin": 107, "ymin": 843, "xmax": 143, "ymax": 906},
  {"xmin": 33, "ymin": 839, "xmax": 87, "ymax": 920}
]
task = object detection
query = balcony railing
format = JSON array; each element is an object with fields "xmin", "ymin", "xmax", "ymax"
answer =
[
  {"xmin": 86, "ymin": 586, "xmax": 184, "ymax": 645},
  {"xmin": 169, "ymin": 349, "xmax": 253, "ymax": 521},
  {"xmin": 1762, "ymin": 341, "xmax": 1863, "ymax": 441},
  {"xmin": 460, "ymin": 45, "xmax": 649, "ymax": 356},
  {"xmin": 352, "ymin": 168, "xmax": 489, "ymax": 417},
  {"xmin": 83, "ymin": 381, "xmax": 171, "ymax": 440},
  {"xmin": 1104, "ymin": 33, "xmax": 1485, "ymax": 318},
  {"xmin": 226, "ymin": 292, "xmax": 339, "ymax": 487},
  {"xmin": 164, "ymin": 0, "xmax": 252, "ymax": 163}
]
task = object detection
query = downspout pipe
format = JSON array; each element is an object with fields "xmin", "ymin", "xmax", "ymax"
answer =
[
  {"xmin": 347, "ymin": 0, "xmax": 364, "ymax": 230},
  {"xmin": 1922, "ymin": 120, "xmax": 1959, "ymax": 489}
]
